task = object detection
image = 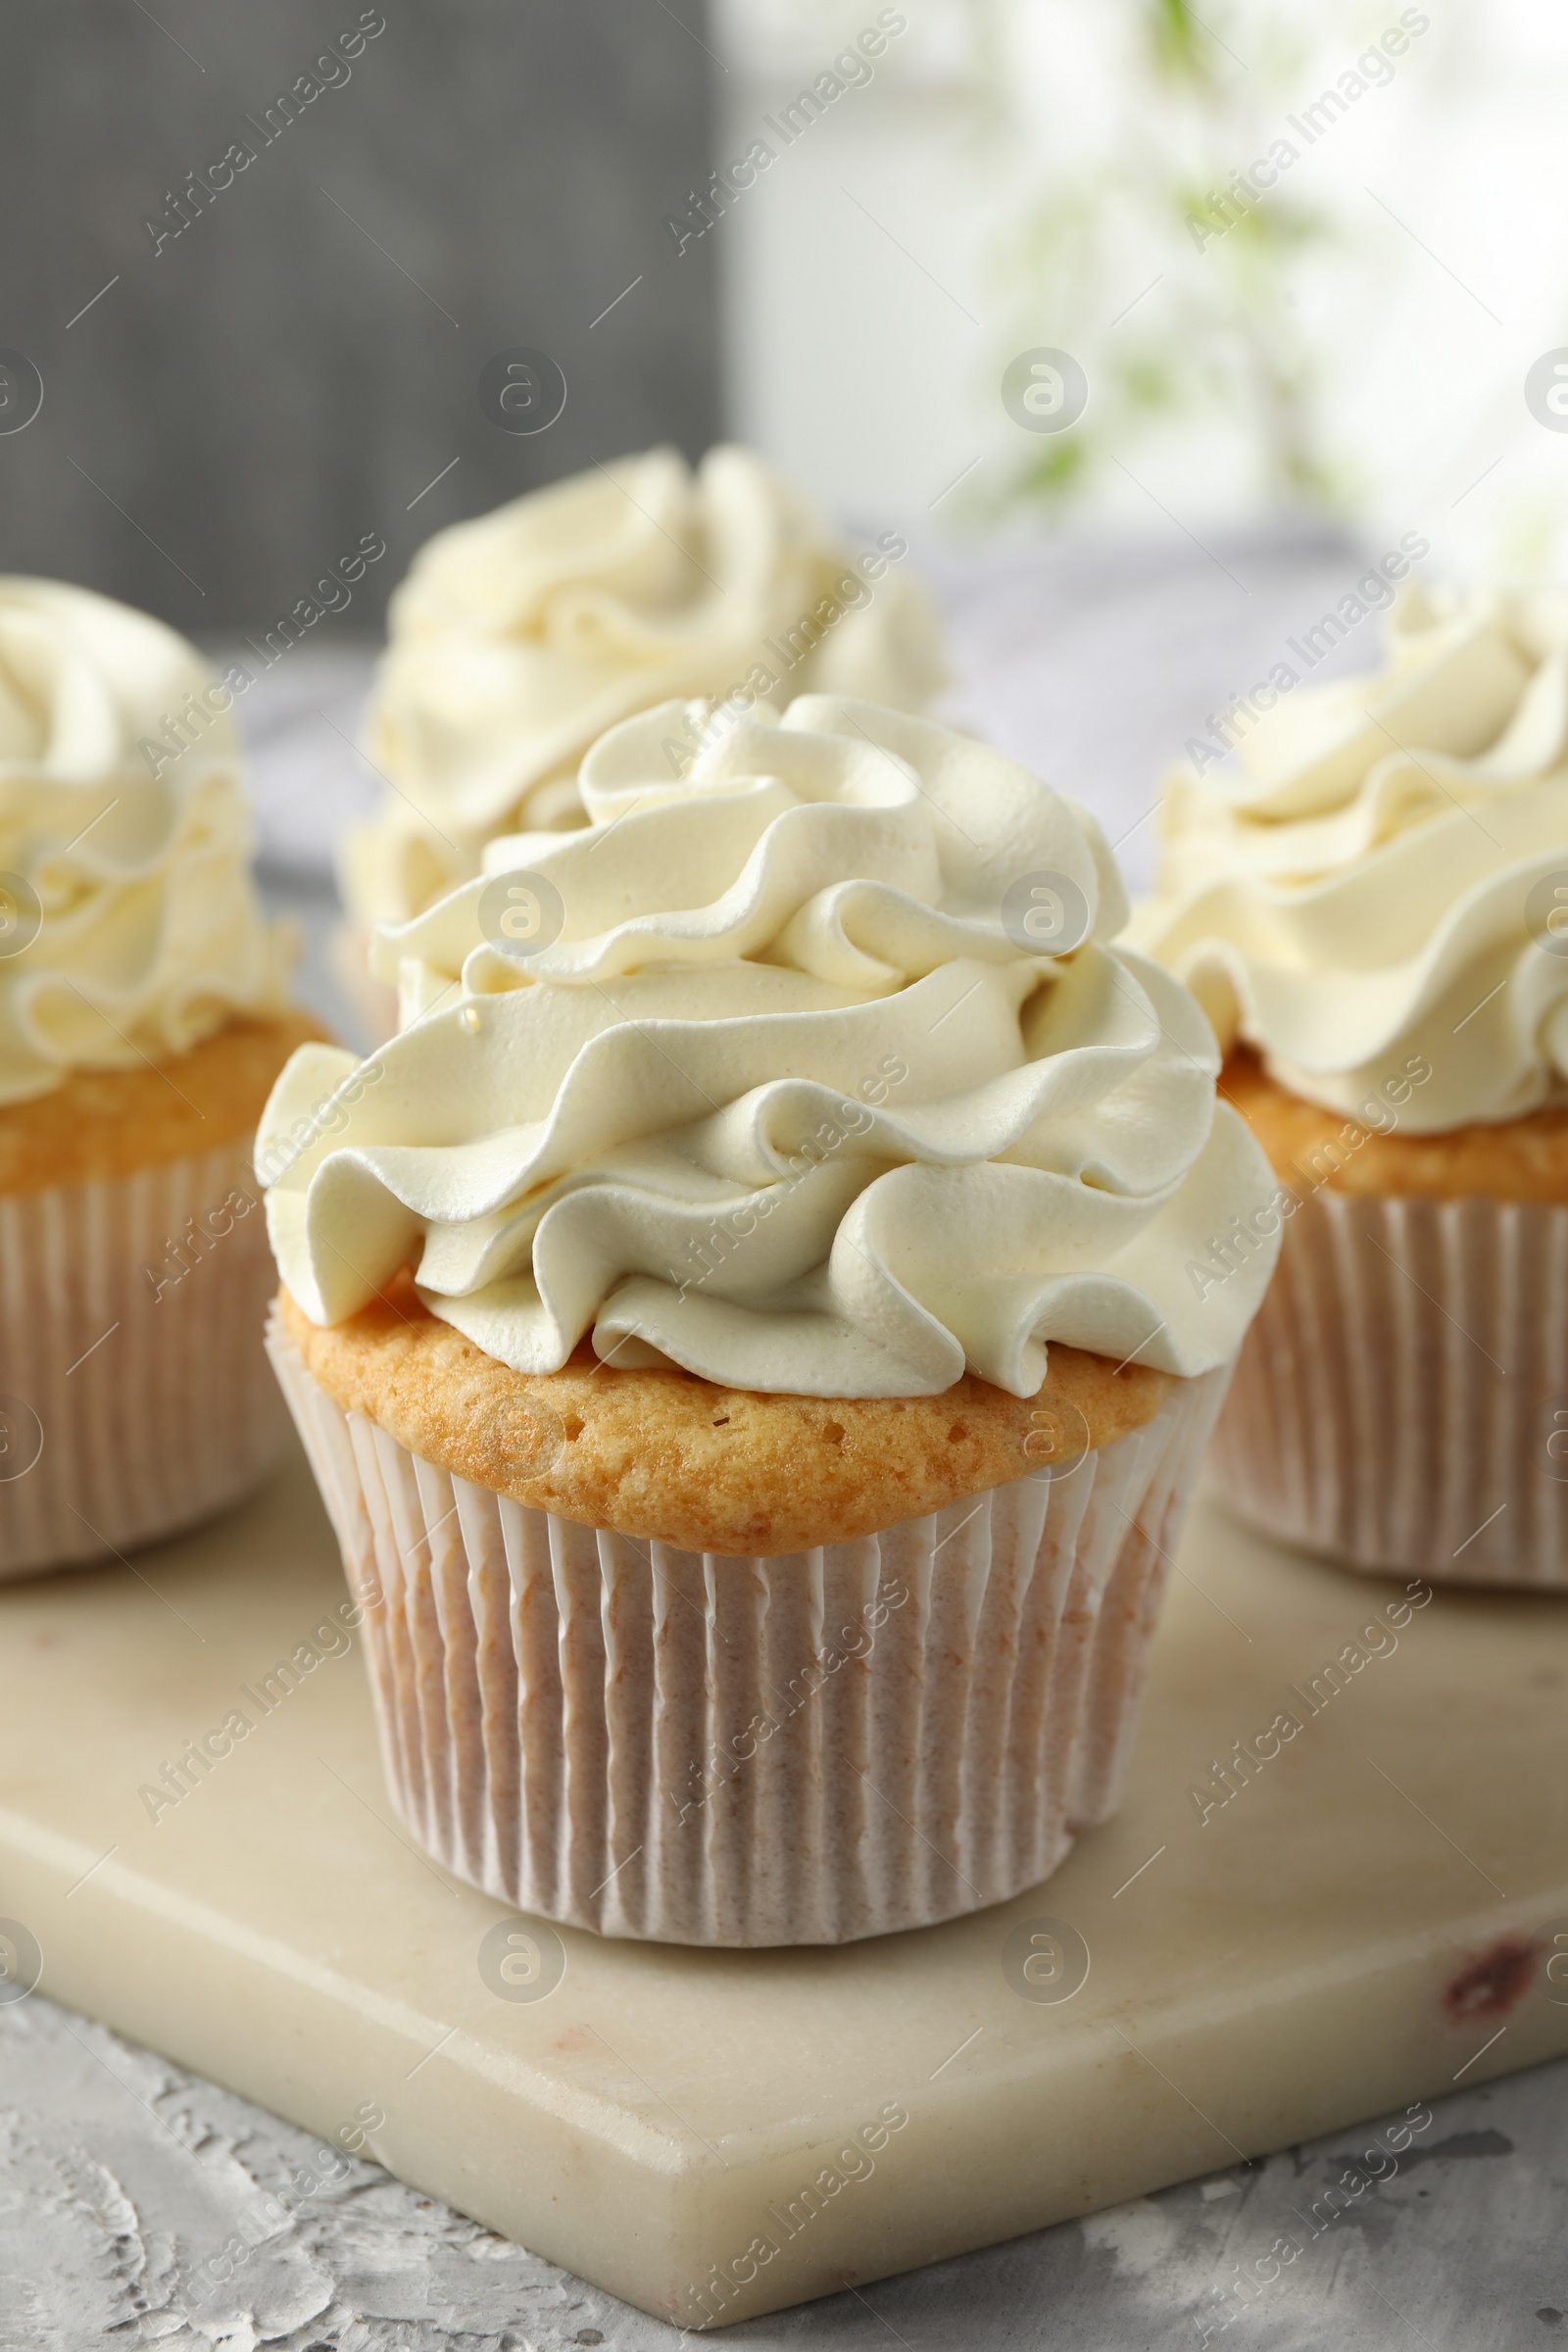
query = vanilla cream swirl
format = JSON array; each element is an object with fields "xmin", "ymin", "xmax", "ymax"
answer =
[
  {"xmin": 340, "ymin": 445, "xmax": 946, "ymax": 929},
  {"xmin": 1133, "ymin": 584, "xmax": 1568, "ymax": 1132},
  {"xmin": 0, "ymin": 578, "xmax": 289, "ymax": 1107},
  {"xmin": 266, "ymin": 699, "xmax": 1274, "ymax": 1397}
]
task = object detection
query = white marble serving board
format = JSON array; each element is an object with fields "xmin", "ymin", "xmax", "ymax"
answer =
[{"xmin": 1, "ymin": 1440, "xmax": 1565, "ymax": 2330}]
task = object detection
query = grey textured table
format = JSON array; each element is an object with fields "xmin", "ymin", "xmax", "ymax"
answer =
[
  {"xmin": 4, "ymin": 1992, "xmax": 1565, "ymax": 2348},
  {"xmin": 7, "ymin": 536, "xmax": 1566, "ymax": 2346}
]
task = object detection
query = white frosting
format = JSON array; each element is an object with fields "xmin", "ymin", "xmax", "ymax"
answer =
[
  {"xmin": 1133, "ymin": 585, "xmax": 1568, "ymax": 1132},
  {"xmin": 265, "ymin": 698, "xmax": 1277, "ymax": 1397},
  {"xmin": 340, "ymin": 445, "xmax": 947, "ymax": 928},
  {"xmin": 0, "ymin": 578, "xmax": 289, "ymax": 1107}
]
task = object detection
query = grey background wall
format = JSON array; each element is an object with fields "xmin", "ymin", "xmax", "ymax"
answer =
[{"xmin": 0, "ymin": 0, "xmax": 721, "ymax": 635}]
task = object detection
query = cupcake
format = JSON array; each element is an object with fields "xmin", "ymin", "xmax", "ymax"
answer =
[
  {"xmin": 0, "ymin": 579, "xmax": 318, "ymax": 1578},
  {"xmin": 265, "ymin": 696, "xmax": 1277, "ymax": 1944},
  {"xmin": 1135, "ymin": 581, "xmax": 1568, "ymax": 1586},
  {"xmin": 333, "ymin": 445, "xmax": 947, "ymax": 1033}
]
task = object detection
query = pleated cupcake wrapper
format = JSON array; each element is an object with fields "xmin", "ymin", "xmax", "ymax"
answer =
[
  {"xmin": 269, "ymin": 1316, "xmax": 1230, "ymax": 1946},
  {"xmin": 0, "ymin": 1142, "xmax": 287, "ymax": 1579},
  {"xmin": 1207, "ymin": 1190, "xmax": 1568, "ymax": 1587}
]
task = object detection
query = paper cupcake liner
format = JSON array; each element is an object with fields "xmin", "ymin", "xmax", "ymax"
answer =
[
  {"xmin": 0, "ymin": 1142, "xmax": 288, "ymax": 1579},
  {"xmin": 269, "ymin": 1317, "xmax": 1230, "ymax": 1946},
  {"xmin": 1206, "ymin": 1190, "xmax": 1568, "ymax": 1587}
]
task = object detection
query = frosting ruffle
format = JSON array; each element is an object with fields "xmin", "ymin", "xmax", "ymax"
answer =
[
  {"xmin": 1133, "ymin": 585, "xmax": 1568, "ymax": 1131},
  {"xmin": 0, "ymin": 578, "xmax": 289, "ymax": 1106},
  {"xmin": 338, "ymin": 444, "xmax": 947, "ymax": 928},
  {"xmin": 266, "ymin": 698, "xmax": 1277, "ymax": 1397}
]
